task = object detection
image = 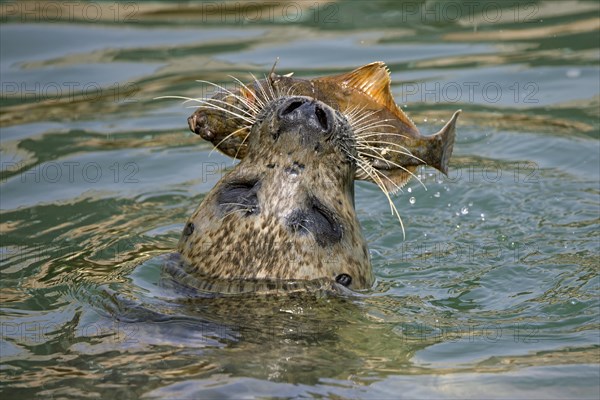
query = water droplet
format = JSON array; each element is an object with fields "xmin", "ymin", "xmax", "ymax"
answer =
[
  {"xmin": 409, "ymin": 197, "xmax": 416, "ymax": 205},
  {"xmin": 456, "ymin": 224, "xmax": 461, "ymax": 229},
  {"xmin": 461, "ymin": 207, "xmax": 469, "ymax": 215},
  {"xmin": 570, "ymin": 300, "xmax": 576, "ymax": 305},
  {"xmin": 407, "ymin": 187, "xmax": 412, "ymax": 193},
  {"xmin": 423, "ymin": 118, "xmax": 428, "ymax": 123},
  {"xmin": 447, "ymin": 203, "xmax": 451, "ymax": 207},
  {"xmin": 434, "ymin": 192, "xmax": 440, "ymax": 198},
  {"xmin": 480, "ymin": 213, "xmax": 485, "ymax": 221},
  {"xmin": 468, "ymin": 202, "xmax": 473, "ymax": 207}
]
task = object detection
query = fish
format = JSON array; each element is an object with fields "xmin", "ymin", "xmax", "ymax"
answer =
[{"xmin": 166, "ymin": 61, "xmax": 460, "ymax": 232}]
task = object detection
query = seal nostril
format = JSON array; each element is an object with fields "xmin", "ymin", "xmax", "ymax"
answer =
[
  {"xmin": 281, "ymin": 100, "xmax": 304, "ymax": 116},
  {"xmin": 315, "ymin": 106, "xmax": 328, "ymax": 131}
]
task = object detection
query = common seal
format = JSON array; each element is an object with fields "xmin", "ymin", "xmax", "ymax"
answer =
[{"xmin": 178, "ymin": 95, "xmax": 373, "ymax": 289}]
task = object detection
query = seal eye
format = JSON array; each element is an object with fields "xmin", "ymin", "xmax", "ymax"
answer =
[
  {"xmin": 217, "ymin": 180, "xmax": 261, "ymax": 217},
  {"xmin": 287, "ymin": 198, "xmax": 342, "ymax": 246},
  {"xmin": 183, "ymin": 222, "xmax": 194, "ymax": 236},
  {"xmin": 335, "ymin": 273, "xmax": 352, "ymax": 287}
]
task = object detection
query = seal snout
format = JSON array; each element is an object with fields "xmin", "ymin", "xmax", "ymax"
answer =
[{"xmin": 275, "ymin": 97, "xmax": 334, "ymax": 140}]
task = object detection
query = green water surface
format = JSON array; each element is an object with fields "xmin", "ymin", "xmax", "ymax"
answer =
[{"xmin": 1, "ymin": 1, "xmax": 599, "ymax": 399}]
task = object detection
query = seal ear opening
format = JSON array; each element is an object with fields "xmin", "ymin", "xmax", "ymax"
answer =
[{"xmin": 335, "ymin": 273, "xmax": 352, "ymax": 287}]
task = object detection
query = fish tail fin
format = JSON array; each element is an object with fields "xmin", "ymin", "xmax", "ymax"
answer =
[{"xmin": 431, "ymin": 110, "xmax": 461, "ymax": 175}]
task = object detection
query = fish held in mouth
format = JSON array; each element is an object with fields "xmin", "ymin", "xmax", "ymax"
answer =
[{"xmin": 186, "ymin": 62, "xmax": 460, "ymax": 194}]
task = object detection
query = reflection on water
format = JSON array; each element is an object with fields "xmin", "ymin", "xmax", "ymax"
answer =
[{"xmin": 1, "ymin": 1, "xmax": 599, "ymax": 398}]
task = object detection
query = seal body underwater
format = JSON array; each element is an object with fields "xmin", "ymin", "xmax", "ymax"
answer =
[{"xmin": 178, "ymin": 96, "xmax": 373, "ymax": 290}]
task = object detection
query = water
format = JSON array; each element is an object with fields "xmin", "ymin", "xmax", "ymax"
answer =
[{"xmin": 1, "ymin": 1, "xmax": 599, "ymax": 398}]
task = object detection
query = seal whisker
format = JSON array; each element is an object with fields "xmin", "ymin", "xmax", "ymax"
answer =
[
  {"xmin": 295, "ymin": 220, "xmax": 319, "ymax": 243},
  {"xmin": 250, "ymin": 73, "xmax": 275, "ymax": 105},
  {"xmin": 365, "ymin": 162, "xmax": 403, "ymax": 193},
  {"xmin": 210, "ymin": 125, "xmax": 251, "ymax": 158},
  {"xmin": 228, "ymin": 75, "xmax": 268, "ymax": 110},
  {"xmin": 202, "ymin": 95, "xmax": 259, "ymax": 115},
  {"xmin": 263, "ymin": 73, "xmax": 279, "ymax": 103},
  {"xmin": 355, "ymin": 131, "xmax": 410, "ymax": 141},
  {"xmin": 353, "ymin": 121, "xmax": 397, "ymax": 132},
  {"xmin": 357, "ymin": 145, "xmax": 425, "ymax": 167},
  {"xmin": 220, "ymin": 202, "xmax": 253, "ymax": 207},
  {"xmin": 194, "ymin": 95, "xmax": 256, "ymax": 118},
  {"xmin": 354, "ymin": 126, "xmax": 399, "ymax": 136},
  {"xmin": 355, "ymin": 157, "xmax": 401, "ymax": 193},
  {"xmin": 351, "ymin": 153, "xmax": 395, "ymax": 191},
  {"xmin": 157, "ymin": 94, "xmax": 258, "ymax": 119},
  {"xmin": 195, "ymin": 79, "xmax": 262, "ymax": 114},
  {"xmin": 346, "ymin": 109, "xmax": 379, "ymax": 128},
  {"xmin": 286, "ymin": 84, "xmax": 300, "ymax": 98},
  {"xmin": 353, "ymin": 158, "xmax": 406, "ymax": 238},
  {"xmin": 344, "ymin": 151, "xmax": 363, "ymax": 171},
  {"xmin": 154, "ymin": 95, "xmax": 199, "ymax": 103},
  {"xmin": 358, "ymin": 150, "xmax": 426, "ymax": 191},
  {"xmin": 344, "ymin": 110, "xmax": 362, "ymax": 124},
  {"xmin": 358, "ymin": 145, "xmax": 426, "ymax": 167},
  {"xmin": 190, "ymin": 101, "xmax": 256, "ymax": 124},
  {"xmin": 358, "ymin": 159, "xmax": 406, "ymax": 239},
  {"xmin": 345, "ymin": 106, "xmax": 376, "ymax": 121},
  {"xmin": 313, "ymin": 145, "xmax": 400, "ymax": 241},
  {"xmin": 342, "ymin": 104, "xmax": 365, "ymax": 121},
  {"xmin": 356, "ymin": 140, "xmax": 422, "ymax": 161},
  {"xmin": 358, "ymin": 149, "xmax": 426, "ymax": 185},
  {"xmin": 218, "ymin": 205, "xmax": 256, "ymax": 222},
  {"xmin": 233, "ymin": 127, "xmax": 252, "ymax": 161},
  {"xmin": 351, "ymin": 116, "xmax": 394, "ymax": 129},
  {"xmin": 357, "ymin": 150, "xmax": 409, "ymax": 170},
  {"xmin": 193, "ymin": 97, "xmax": 258, "ymax": 119},
  {"xmin": 356, "ymin": 136, "xmax": 414, "ymax": 157}
]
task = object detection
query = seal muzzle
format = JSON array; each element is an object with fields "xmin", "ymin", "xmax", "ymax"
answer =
[{"xmin": 275, "ymin": 97, "xmax": 334, "ymax": 142}]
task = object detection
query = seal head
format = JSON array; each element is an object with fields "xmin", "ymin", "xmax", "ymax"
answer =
[{"xmin": 178, "ymin": 96, "xmax": 373, "ymax": 290}]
